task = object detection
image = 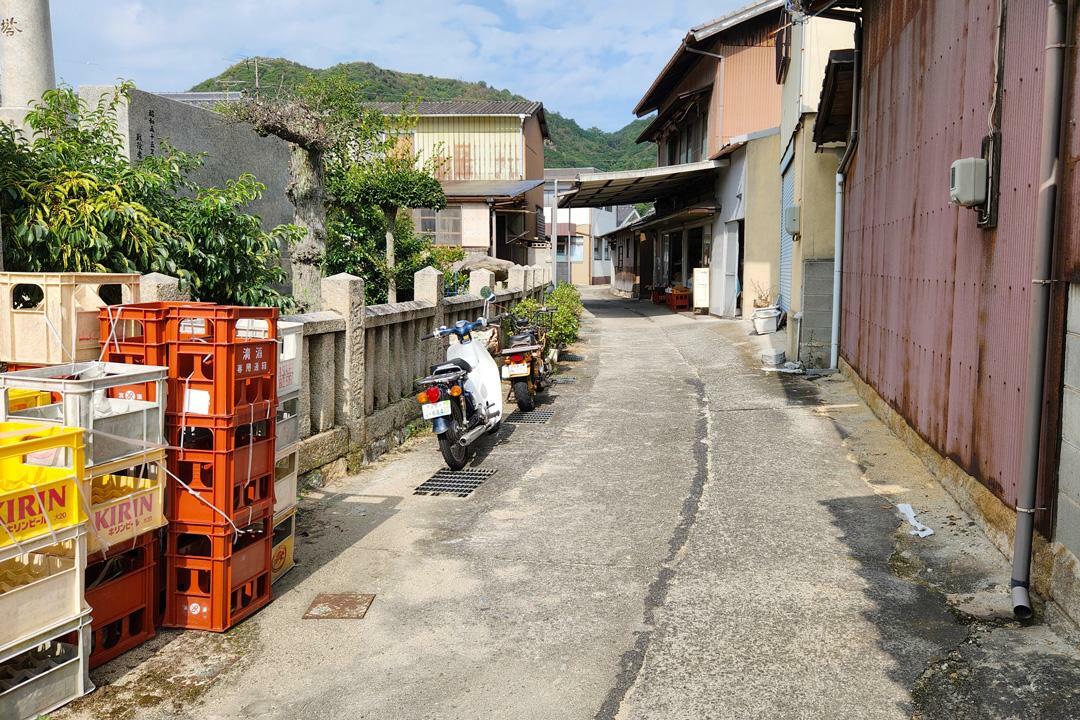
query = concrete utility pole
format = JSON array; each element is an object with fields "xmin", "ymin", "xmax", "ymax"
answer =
[
  {"xmin": 0, "ymin": 0, "xmax": 55, "ymax": 270},
  {"xmin": 0, "ymin": 0, "xmax": 56, "ymax": 120}
]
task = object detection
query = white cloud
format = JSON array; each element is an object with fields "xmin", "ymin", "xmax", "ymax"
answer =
[{"xmin": 50, "ymin": 0, "xmax": 749, "ymax": 130}]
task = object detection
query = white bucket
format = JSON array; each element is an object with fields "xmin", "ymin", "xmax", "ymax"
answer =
[{"xmin": 752, "ymin": 307, "xmax": 781, "ymax": 335}]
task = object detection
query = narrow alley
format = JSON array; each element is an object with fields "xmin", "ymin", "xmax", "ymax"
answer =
[{"xmin": 59, "ymin": 290, "xmax": 1080, "ymax": 720}]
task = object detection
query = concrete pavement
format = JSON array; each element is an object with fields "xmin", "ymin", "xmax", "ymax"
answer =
[{"xmin": 59, "ymin": 289, "xmax": 1080, "ymax": 720}]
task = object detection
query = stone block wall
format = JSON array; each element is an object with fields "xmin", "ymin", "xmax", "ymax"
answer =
[{"xmin": 286, "ymin": 264, "xmax": 550, "ymax": 477}]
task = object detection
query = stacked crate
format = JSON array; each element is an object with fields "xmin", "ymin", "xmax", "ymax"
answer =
[
  {"xmin": 101, "ymin": 303, "xmax": 279, "ymax": 632},
  {"xmin": 0, "ymin": 363, "xmax": 169, "ymax": 669},
  {"xmin": 272, "ymin": 320, "xmax": 302, "ymax": 585},
  {"xmin": 0, "ymin": 423, "xmax": 93, "ymax": 720},
  {"xmin": 0, "ymin": 272, "xmax": 141, "ymax": 366}
]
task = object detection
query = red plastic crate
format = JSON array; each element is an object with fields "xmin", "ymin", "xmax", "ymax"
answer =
[
  {"xmin": 99, "ymin": 302, "xmax": 209, "ymax": 366},
  {"xmin": 166, "ymin": 305, "xmax": 278, "ymax": 345},
  {"xmin": 166, "ymin": 347, "xmax": 277, "ymax": 417},
  {"xmin": 163, "ymin": 514, "xmax": 273, "ymax": 632},
  {"xmin": 98, "ymin": 302, "xmax": 212, "ymax": 402},
  {"xmin": 166, "ymin": 305, "xmax": 277, "ymax": 417},
  {"xmin": 85, "ymin": 530, "xmax": 156, "ymax": 668},
  {"xmin": 165, "ymin": 410, "xmax": 276, "ymax": 526}
]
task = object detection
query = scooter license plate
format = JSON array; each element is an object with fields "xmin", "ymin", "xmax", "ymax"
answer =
[
  {"xmin": 504, "ymin": 363, "xmax": 530, "ymax": 377},
  {"xmin": 422, "ymin": 400, "xmax": 452, "ymax": 420}
]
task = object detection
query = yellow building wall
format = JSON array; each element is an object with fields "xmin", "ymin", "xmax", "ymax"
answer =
[
  {"xmin": 741, "ymin": 132, "xmax": 782, "ymax": 318},
  {"xmin": 416, "ymin": 116, "xmax": 524, "ymax": 182},
  {"xmin": 569, "ymin": 224, "xmax": 592, "ymax": 286}
]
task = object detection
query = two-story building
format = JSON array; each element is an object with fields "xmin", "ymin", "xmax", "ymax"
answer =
[
  {"xmin": 774, "ymin": 12, "xmax": 853, "ymax": 367},
  {"xmin": 559, "ymin": 0, "xmax": 784, "ymax": 319},
  {"xmin": 367, "ymin": 100, "xmax": 549, "ymax": 267}
]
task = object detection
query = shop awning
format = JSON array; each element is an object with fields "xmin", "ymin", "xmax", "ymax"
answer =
[
  {"xmin": 441, "ymin": 179, "xmax": 544, "ymax": 202},
  {"xmin": 814, "ymin": 49, "xmax": 855, "ymax": 147},
  {"xmin": 558, "ymin": 160, "xmax": 727, "ymax": 208},
  {"xmin": 631, "ymin": 206, "xmax": 717, "ymax": 232}
]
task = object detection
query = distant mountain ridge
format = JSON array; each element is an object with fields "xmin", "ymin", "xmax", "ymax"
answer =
[{"xmin": 190, "ymin": 57, "xmax": 655, "ymax": 172}]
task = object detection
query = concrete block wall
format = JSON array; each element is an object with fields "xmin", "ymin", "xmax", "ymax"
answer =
[{"xmin": 799, "ymin": 259, "xmax": 834, "ymax": 368}]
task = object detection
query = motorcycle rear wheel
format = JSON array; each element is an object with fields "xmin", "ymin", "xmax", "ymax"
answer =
[
  {"xmin": 512, "ymin": 378, "xmax": 535, "ymax": 412},
  {"xmin": 438, "ymin": 403, "xmax": 472, "ymax": 470}
]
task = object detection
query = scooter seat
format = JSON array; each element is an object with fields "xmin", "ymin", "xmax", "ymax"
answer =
[
  {"xmin": 508, "ymin": 332, "xmax": 537, "ymax": 345},
  {"xmin": 430, "ymin": 358, "xmax": 472, "ymax": 375}
]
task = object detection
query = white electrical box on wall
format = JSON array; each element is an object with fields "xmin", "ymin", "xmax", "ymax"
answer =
[
  {"xmin": 783, "ymin": 205, "xmax": 801, "ymax": 236},
  {"xmin": 950, "ymin": 157, "xmax": 988, "ymax": 207}
]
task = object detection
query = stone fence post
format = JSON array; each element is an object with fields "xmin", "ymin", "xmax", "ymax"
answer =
[
  {"xmin": 469, "ymin": 269, "xmax": 494, "ymax": 297},
  {"xmin": 508, "ymin": 265, "xmax": 526, "ymax": 291},
  {"xmin": 414, "ymin": 266, "xmax": 444, "ymax": 371},
  {"xmin": 321, "ymin": 273, "xmax": 365, "ymax": 451},
  {"xmin": 139, "ymin": 272, "xmax": 189, "ymax": 301}
]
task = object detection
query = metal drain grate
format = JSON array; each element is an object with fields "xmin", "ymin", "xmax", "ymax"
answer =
[
  {"xmin": 414, "ymin": 467, "xmax": 497, "ymax": 497},
  {"xmin": 553, "ymin": 376, "xmax": 578, "ymax": 384},
  {"xmin": 560, "ymin": 352, "xmax": 585, "ymax": 362},
  {"xmin": 506, "ymin": 409, "xmax": 555, "ymax": 424}
]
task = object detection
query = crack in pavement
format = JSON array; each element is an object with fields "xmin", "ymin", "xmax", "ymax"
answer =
[{"xmin": 595, "ymin": 312, "xmax": 714, "ymax": 720}]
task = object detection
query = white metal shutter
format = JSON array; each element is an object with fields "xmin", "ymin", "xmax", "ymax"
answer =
[{"xmin": 779, "ymin": 165, "xmax": 795, "ymax": 310}]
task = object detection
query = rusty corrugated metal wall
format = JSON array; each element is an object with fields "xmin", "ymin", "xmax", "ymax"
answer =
[
  {"xmin": 719, "ymin": 42, "xmax": 782, "ymax": 146},
  {"xmin": 415, "ymin": 116, "xmax": 524, "ymax": 182},
  {"xmin": 841, "ymin": 0, "xmax": 1049, "ymax": 520}
]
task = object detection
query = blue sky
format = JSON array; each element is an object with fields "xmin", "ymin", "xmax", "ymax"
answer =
[{"xmin": 51, "ymin": 0, "xmax": 748, "ymax": 131}]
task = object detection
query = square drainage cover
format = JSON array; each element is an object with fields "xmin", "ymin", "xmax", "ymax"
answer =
[
  {"xmin": 303, "ymin": 593, "xmax": 375, "ymax": 620},
  {"xmin": 554, "ymin": 376, "xmax": 578, "ymax": 384},
  {"xmin": 415, "ymin": 467, "xmax": 497, "ymax": 498},
  {"xmin": 506, "ymin": 409, "xmax": 555, "ymax": 424}
]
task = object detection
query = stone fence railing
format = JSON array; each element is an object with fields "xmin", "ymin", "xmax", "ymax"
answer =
[{"xmin": 287, "ymin": 264, "xmax": 550, "ymax": 479}]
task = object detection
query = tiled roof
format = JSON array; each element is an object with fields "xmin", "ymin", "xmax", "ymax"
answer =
[{"xmin": 365, "ymin": 100, "xmax": 543, "ymax": 117}]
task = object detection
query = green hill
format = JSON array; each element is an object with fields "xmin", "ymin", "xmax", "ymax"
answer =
[{"xmin": 191, "ymin": 57, "xmax": 655, "ymax": 172}]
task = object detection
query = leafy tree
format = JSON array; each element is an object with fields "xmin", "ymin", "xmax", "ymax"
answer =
[
  {"xmin": 330, "ymin": 155, "xmax": 445, "ymax": 303},
  {"xmin": 0, "ymin": 84, "xmax": 294, "ymax": 307},
  {"xmin": 227, "ymin": 72, "xmax": 448, "ymax": 305}
]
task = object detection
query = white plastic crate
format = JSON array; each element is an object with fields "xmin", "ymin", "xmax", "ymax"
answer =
[
  {"xmin": 0, "ymin": 362, "xmax": 167, "ymax": 470},
  {"xmin": 275, "ymin": 390, "xmax": 299, "ymax": 459},
  {"xmin": 274, "ymin": 449, "xmax": 298, "ymax": 515},
  {"xmin": 0, "ymin": 272, "xmax": 140, "ymax": 365},
  {"xmin": 0, "ymin": 616, "xmax": 93, "ymax": 720},
  {"xmin": 0, "ymin": 534, "xmax": 86, "ymax": 656},
  {"xmin": 277, "ymin": 320, "xmax": 303, "ymax": 396}
]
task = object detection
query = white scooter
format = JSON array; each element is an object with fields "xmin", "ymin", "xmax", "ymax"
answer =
[{"xmin": 416, "ymin": 286, "xmax": 504, "ymax": 469}]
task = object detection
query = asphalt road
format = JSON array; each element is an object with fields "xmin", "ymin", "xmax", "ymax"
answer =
[{"xmin": 60, "ymin": 289, "xmax": 1080, "ymax": 720}]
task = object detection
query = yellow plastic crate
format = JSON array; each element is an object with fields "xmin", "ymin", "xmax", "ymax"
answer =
[
  {"xmin": 271, "ymin": 507, "xmax": 295, "ymax": 585},
  {"xmin": 7, "ymin": 389, "xmax": 51, "ymax": 413},
  {"xmin": 0, "ymin": 422, "xmax": 85, "ymax": 550},
  {"xmin": 86, "ymin": 451, "xmax": 166, "ymax": 555}
]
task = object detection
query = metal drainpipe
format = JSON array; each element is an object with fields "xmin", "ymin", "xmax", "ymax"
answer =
[
  {"xmin": 829, "ymin": 20, "xmax": 862, "ymax": 371},
  {"xmin": 1012, "ymin": 0, "xmax": 1068, "ymax": 620}
]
